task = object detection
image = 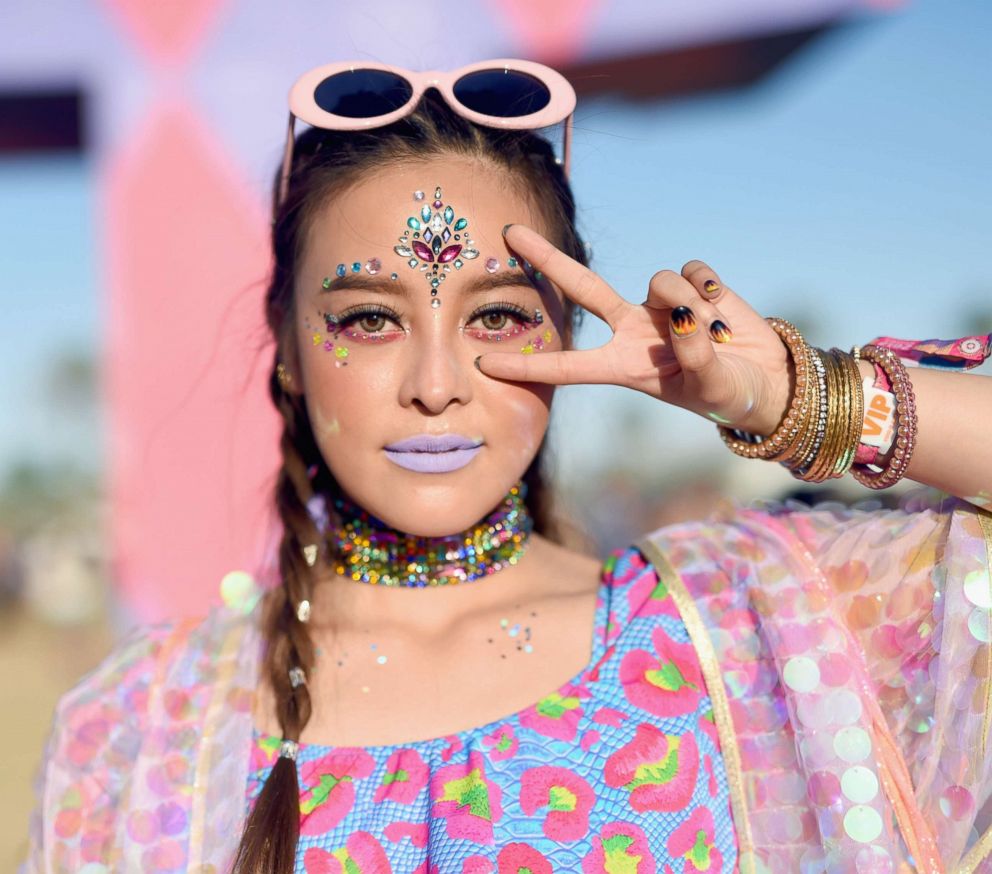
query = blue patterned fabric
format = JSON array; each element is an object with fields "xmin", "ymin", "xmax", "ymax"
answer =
[{"xmin": 246, "ymin": 545, "xmax": 738, "ymax": 872}]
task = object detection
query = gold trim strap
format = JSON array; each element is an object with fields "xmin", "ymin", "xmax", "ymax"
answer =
[
  {"xmin": 188, "ymin": 619, "xmax": 245, "ymax": 866},
  {"xmin": 957, "ymin": 509, "xmax": 992, "ymax": 873},
  {"xmin": 636, "ymin": 536, "xmax": 756, "ymax": 873}
]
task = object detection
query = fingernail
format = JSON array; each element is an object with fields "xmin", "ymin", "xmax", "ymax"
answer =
[
  {"xmin": 473, "ymin": 355, "xmax": 482, "ymax": 371},
  {"xmin": 703, "ymin": 279, "xmax": 720, "ymax": 295},
  {"xmin": 671, "ymin": 306, "xmax": 697, "ymax": 336},
  {"xmin": 709, "ymin": 320, "xmax": 733, "ymax": 343},
  {"xmin": 502, "ymin": 223, "xmax": 514, "ymax": 236}
]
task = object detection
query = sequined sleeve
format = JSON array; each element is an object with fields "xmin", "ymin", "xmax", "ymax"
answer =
[
  {"xmin": 637, "ymin": 493, "xmax": 992, "ymax": 871},
  {"xmin": 22, "ymin": 619, "xmax": 181, "ymax": 872},
  {"xmin": 736, "ymin": 494, "xmax": 992, "ymax": 871}
]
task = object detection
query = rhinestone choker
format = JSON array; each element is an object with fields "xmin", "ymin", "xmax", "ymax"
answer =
[{"xmin": 328, "ymin": 482, "xmax": 533, "ymax": 587}]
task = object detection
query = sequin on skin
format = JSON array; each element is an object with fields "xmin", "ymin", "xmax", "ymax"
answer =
[
  {"xmin": 671, "ymin": 306, "xmax": 698, "ymax": 336},
  {"xmin": 709, "ymin": 320, "xmax": 733, "ymax": 343}
]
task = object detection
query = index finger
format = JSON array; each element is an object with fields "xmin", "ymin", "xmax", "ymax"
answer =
[{"xmin": 503, "ymin": 224, "xmax": 628, "ymax": 329}]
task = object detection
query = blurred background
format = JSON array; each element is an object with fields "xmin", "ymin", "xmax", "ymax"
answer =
[{"xmin": 2, "ymin": 0, "xmax": 990, "ymax": 864}]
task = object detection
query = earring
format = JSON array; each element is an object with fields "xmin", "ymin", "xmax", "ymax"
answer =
[{"xmin": 276, "ymin": 362, "xmax": 293, "ymax": 390}]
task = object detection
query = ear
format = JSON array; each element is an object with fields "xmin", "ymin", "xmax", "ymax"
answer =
[{"xmin": 279, "ymin": 331, "xmax": 306, "ymax": 398}]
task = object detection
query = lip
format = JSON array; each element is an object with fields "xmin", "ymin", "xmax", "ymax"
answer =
[
  {"xmin": 384, "ymin": 433, "xmax": 482, "ymax": 453},
  {"xmin": 383, "ymin": 433, "xmax": 484, "ymax": 474}
]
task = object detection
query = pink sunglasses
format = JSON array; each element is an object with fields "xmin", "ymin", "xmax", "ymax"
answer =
[{"xmin": 279, "ymin": 59, "xmax": 576, "ymax": 208}]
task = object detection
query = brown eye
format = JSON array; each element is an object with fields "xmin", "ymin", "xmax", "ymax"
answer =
[
  {"xmin": 358, "ymin": 313, "xmax": 387, "ymax": 333},
  {"xmin": 480, "ymin": 311, "xmax": 509, "ymax": 331}
]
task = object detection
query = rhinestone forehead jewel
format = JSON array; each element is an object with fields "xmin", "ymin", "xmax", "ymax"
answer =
[{"xmin": 393, "ymin": 186, "xmax": 479, "ymax": 309}]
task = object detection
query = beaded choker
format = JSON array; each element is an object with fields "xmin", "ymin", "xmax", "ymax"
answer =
[{"xmin": 328, "ymin": 482, "xmax": 533, "ymax": 587}]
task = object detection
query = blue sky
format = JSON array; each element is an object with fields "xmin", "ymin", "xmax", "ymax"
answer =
[{"xmin": 1, "ymin": 0, "xmax": 989, "ymax": 484}]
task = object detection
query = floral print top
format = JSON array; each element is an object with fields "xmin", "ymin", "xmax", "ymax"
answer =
[{"xmin": 246, "ymin": 544, "xmax": 737, "ymax": 873}]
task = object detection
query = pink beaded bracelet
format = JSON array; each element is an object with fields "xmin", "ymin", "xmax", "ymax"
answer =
[{"xmin": 850, "ymin": 345, "xmax": 918, "ymax": 489}]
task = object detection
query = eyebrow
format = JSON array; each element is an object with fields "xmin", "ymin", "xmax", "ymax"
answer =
[{"xmin": 319, "ymin": 270, "xmax": 537, "ymax": 296}]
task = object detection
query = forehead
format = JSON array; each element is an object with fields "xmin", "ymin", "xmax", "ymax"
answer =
[{"xmin": 303, "ymin": 156, "xmax": 546, "ymax": 254}]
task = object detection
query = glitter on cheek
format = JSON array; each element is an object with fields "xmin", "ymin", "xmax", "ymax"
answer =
[{"xmin": 311, "ymin": 403, "xmax": 342, "ymax": 439}]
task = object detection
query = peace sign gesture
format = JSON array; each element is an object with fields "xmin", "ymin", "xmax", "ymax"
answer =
[{"xmin": 476, "ymin": 223, "xmax": 794, "ymax": 437}]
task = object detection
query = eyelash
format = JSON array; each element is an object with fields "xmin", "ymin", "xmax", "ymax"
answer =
[{"xmin": 326, "ymin": 301, "xmax": 542, "ymax": 342}]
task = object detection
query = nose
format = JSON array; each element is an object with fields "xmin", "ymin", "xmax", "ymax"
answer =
[{"xmin": 397, "ymin": 318, "xmax": 474, "ymax": 414}]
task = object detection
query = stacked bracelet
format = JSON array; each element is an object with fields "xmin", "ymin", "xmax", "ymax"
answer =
[
  {"xmin": 850, "ymin": 344, "xmax": 918, "ymax": 489},
  {"xmin": 719, "ymin": 319, "xmax": 865, "ymax": 483}
]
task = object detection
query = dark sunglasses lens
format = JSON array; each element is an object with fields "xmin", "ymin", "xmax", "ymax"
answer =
[
  {"xmin": 313, "ymin": 69, "xmax": 413, "ymax": 118},
  {"xmin": 453, "ymin": 69, "xmax": 551, "ymax": 118}
]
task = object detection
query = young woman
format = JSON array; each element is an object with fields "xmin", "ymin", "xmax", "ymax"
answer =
[{"xmin": 27, "ymin": 60, "xmax": 992, "ymax": 873}]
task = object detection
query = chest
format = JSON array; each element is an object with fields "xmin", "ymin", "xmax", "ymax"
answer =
[{"xmin": 255, "ymin": 580, "xmax": 604, "ymax": 747}]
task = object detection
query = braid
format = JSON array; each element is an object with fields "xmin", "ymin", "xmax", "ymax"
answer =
[{"xmin": 232, "ymin": 376, "xmax": 321, "ymax": 872}]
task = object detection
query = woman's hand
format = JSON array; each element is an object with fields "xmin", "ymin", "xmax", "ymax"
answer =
[{"xmin": 477, "ymin": 223, "xmax": 793, "ymax": 436}]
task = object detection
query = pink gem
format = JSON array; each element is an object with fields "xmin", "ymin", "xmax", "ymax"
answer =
[
  {"xmin": 433, "ymin": 200, "xmax": 442, "ymax": 208},
  {"xmin": 438, "ymin": 244, "xmax": 462, "ymax": 263},
  {"xmin": 365, "ymin": 257, "xmax": 382, "ymax": 275},
  {"xmin": 412, "ymin": 241, "xmax": 434, "ymax": 262},
  {"xmin": 484, "ymin": 257, "xmax": 499, "ymax": 273}
]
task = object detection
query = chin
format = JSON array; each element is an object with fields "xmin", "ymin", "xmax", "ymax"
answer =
[{"xmin": 348, "ymin": 475, "xmax": 524, "ymax": 537}]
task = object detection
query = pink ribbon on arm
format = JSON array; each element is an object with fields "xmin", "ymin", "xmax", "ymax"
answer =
[{"xmin": 870, "ymin": 334, "xmax": 992, "ymax": 369}]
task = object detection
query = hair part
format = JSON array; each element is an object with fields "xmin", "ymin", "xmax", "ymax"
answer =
[{"xmin": 233, "ymin": 90, "xmax": 589, "ymax": 873}]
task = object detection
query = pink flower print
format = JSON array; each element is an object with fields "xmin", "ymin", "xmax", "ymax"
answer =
[
  {"xmin": 592, "ymin": 706, "xmax": 628, "ymax": 728},
  {"xmin": 497, "ymin": 842, "xmax": 553, "ymax": 874},
  {"xmin": 441, "ymin": 734, "xmax": 464, "ymax": 762},
  {"xmin": 627, "ymin": 569, "xmax": 680, "ymax": 619},
  {"xmin": 299, "ymin": 749, "xmax": 377, "ymax": 836},
  {"xmin": 703, "ymin": 755, "xmax": 717, "ymax": 798},
  {"xmin": 580, "ymin": 729, "xmax": 601, "ymax": 751},
  {"xmin": 667, "ymin": 807, "xmax": 723, "ymax": 872},
  {"xmin": 520, "ymin": 766, "xmax": 596, "ymax": 841},
  {"xmin": 611, "ymin": 550, "xmax": 649, "ymax": 588},
  {"xmin": 518, "ymin": 687, "xmax": 584, "ymax": 741},
  {"xmin": 383, "ymin": 820, "xmax": 429, "ymax": 847},
  {"xmin": 604, "ymin": 724, "xmax": 700, "ymax": 812},
  {"xmin": 250, "ymin": 734, "xmax": 281, "ymax": 771},
  {"xmin": 697, "ymin": 710, "xmax": 719, "ymax": 748},
  {"xmin": 582, "ymin": 822, "xmax": 656, "ymax": 874},
  {"xmin": 481, "ymin": 723, "xmax": 519, "ymax": 761},
  {"xmin": 620, "ymin": 627, "xmax": 703, "ymax": 719},
  {"xmin": 462, "ymin": 857, "xmax": 495, "ymax": 874},
  {"xmin": 431, "ymin": 750, "xmax": 504, "ymax": 844},
  {"xmin": 374, "ymin": 749, "xmax": 429, "ymax": 804},
  {"xmin": 302, "ymin": 831, "xmax": 391, "ymax": 873}
]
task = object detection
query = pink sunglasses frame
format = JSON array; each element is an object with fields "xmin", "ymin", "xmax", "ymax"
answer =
[{"xmin": 278, "ymin": 58, "xmax": 576, "ymax": 208}]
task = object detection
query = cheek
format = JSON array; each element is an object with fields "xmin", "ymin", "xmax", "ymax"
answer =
[{"xmin": 482, "ymin": 383, "xmax": 552, "ymax": 462}]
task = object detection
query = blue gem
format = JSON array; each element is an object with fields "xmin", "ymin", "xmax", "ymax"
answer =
[
  {"xmin": 407, "ymin": 217, "xmax": 421, "ymax": 231},
  {"xmin": 443, "ymin": 206, "xmax": 454, "ymax": 224},
  {"xmin": 454, "ymin": 218, "xmax": 468, "ymax": 230},
  {"xmin": 507, "ymin": 257, "xmax": 518, "ymax": 268},
  {"xmin": 351, "ymin": 263, "xmax": 361, "ymax": 272},
  {"xmin": 336, "ymin": 264, "xmax": 346, "ymax": 277},
  {"xmin": 421, "ymin": 205, "xmax": 431, "ymax": 223}
]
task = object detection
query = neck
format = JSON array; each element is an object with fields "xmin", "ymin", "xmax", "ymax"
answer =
[{"xmin": 323, "ymin": 481, "xmax": 534, "ymax": 588}]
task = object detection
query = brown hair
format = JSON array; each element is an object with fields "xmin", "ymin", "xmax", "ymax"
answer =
[{"xmin": 233, "ymin": 90, "xmax": 589, "ymax": 872}]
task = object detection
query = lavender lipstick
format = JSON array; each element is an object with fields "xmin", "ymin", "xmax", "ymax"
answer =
[{"xmin": 383, "ymin": 433, "xmax": 483, "ymax": 473}]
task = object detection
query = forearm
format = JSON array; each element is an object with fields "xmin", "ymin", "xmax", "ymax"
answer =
[{"xmin": 857, "ymin": 359, "xmax": 992, "ymax": 507}]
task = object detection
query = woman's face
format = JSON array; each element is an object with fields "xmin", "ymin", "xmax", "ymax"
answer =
[{"xmin": 289, "ymin": 155, "xmax": 568, "ymax": 537}]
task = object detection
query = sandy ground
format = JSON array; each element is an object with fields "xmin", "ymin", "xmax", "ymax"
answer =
[{"xmin": 0, "ymin": 605, "xmax": 114, "ymax": 870}]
